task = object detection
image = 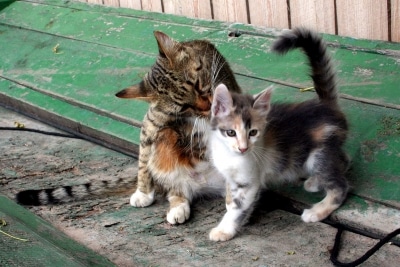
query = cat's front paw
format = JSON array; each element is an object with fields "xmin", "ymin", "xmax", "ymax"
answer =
[
  {"xmin": 209, "ymin": 227, "xmax": 235, "ymax": 242},
  {"xmin": 166, "ymin": 199, "xmax": 190, "ymax": 224},
  {"xmin": 301, "ymin": 208, "xmax": 322, "ymax": 223},
  {"xmin": 130, "ymin": 189, "xmax": 155, "ymax": 207}
]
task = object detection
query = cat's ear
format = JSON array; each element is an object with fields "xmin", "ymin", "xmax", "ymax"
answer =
[
  {"xmin": 115, "ymin": 81, "xmax": 156, "ymax": 102},
  {"xmin": 154, "ymin": 31, "xmax": 179, "ymax": 67},
  {"xmin": 253, "ymin": 86, "xmax": 273, "ymax": 115},
  {"xmin": 212, "ymin": 84, "xmax": 233, "ymax": 117}
]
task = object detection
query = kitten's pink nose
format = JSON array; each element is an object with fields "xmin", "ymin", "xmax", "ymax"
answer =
[{"xmin": 239, "ymin": 147, "xmax": 248, "ymax": 153}]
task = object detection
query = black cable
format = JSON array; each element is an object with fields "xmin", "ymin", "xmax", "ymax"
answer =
[
  {"xmin": 269, "ymin": 191, "xmax": 400, "ymax": 266},
  {"xmin": 330, "ymin": 226, "xmax": 400, "ymax": 267},
  {"xmin": 0, "ymin": 127, "xmax": 83, "ymax": 139}
]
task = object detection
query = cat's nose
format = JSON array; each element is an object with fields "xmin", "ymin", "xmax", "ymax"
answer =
[{"xmin": 239, "ymin": 147, "xmax": 248, "ymax": 153}]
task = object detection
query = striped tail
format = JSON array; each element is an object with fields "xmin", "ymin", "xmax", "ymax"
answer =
[
  {"xmin": 271, "ymin": 27, "xmax": 338, "ymax": 104},
  {"xmin": 16, "ymin": 177, "xmax": 136, "ymax": 206}
]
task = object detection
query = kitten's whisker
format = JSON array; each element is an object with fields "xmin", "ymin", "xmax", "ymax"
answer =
[{"xmin": 252, "ymin": 146, "xmax": 274, "ymax": 165}]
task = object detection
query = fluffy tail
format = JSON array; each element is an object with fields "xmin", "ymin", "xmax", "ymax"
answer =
[{"xmin": 271, "ymin": 27, "xmax": 338, "ymax": 104}]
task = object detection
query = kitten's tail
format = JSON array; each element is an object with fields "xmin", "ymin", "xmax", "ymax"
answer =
[{"xmin": 271, "ymin": 27, "xmax": 338, "ymax": 104}]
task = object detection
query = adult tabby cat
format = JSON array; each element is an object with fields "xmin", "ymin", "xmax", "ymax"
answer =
[
  {"xmin": 16, "ymin": 32, "xmax": 241, "ymax": 219},
  {"xmin": 116, "ymin": 31, "xmax": 241, "ymax": 224},
  {"xmin": 208, "ymin": 28, "xmax": 349, "ymax": 241}
]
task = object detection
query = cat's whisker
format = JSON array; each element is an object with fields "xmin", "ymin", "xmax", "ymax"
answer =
[
  {"xmin": 189, "ymin": 117, "xmax": 198, "ymax": 156},
  {"xmin": 197, "ymin": 117, "xmax": 208, "ymax": 156},
  {"xmin": 211, "ymin": 52, "xmax": 225, "ymax": 89}
]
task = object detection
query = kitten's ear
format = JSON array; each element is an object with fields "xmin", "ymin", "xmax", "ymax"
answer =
[
  {"xmin": 253, "ymin": 86, "xmax": 273, "ymax": 115},
  {"xmin": 154, "ymin": 31, "xmax": 179, "ymax": 67},
  {"xmin": 115, "ymin": 81, "xmax": 156, "ymax": 102},
  {"xmin": 212, "ymin": 84, "xmax": 233, "ymax": 117}
]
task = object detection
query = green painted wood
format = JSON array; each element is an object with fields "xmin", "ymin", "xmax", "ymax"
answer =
[
  {"xmin": 1, "ymin": 0, "xmax": 399, "ymax": 107},
  {"xmin": 0, "ymin": 78, "xmax": 141, "ymax": 156},
  {"xmin": 0, "ymin": 0, "xmax": 399, "ymax": 239},
  {"xmin": 0, "ymin": 194, "xmax": 115, "ymax": 266}
]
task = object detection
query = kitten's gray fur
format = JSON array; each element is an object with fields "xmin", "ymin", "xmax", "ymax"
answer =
[{"xmin": 209, "ymin": 28, "xmax": 349, "ymax": 241}]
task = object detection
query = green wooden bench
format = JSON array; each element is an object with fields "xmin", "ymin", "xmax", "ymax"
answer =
[
  {"xmin": 0, "ymin": 195, "xmax": 114, "ymax": 266},
  {"xmin": 1, "ymin": 0, "xmax": 399, "ymax": 262}
]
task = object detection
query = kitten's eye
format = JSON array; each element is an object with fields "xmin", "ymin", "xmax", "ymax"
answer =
[
  {"xmin": 226, "ymin": 130, "xmax": 236, "ymax": 137},
  {"xmin": 249, "ymin": 129, "xmax": 258, "ymax": 137}
]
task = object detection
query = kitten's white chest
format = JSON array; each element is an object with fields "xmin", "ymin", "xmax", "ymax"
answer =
[{"xmin": 210, "ymin": 137, "xmax": 257, "ymax": 183}]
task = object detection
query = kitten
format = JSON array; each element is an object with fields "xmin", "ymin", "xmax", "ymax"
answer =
[
  {"xmin": 208, "ymin": 28, "xmax": 349, "ymax": 242},
  {"xmin": 116, "ymin": 31, "xmax": 241, "ymax": 224},
  {"xmin": 16, "ymin": 32, "xmax": 241, "ymax": 216}
]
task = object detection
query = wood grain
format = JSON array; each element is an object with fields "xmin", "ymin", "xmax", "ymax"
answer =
[
  {"xmin": 86, "ymin": 0, "xmax": 103, "ymax": 5},
  {"xmin": 103, "ymin": 0, "xmax": 120, "ymax": 7},
  {"xmin": 248, "ymin": 0, "xmax": 289, "ymax": 28},
  {"xmin": 212, "ymin": 0, "xmax": 249, "ymax": 24},
  {"xmin": 81, "ymin": 0, "xmax": 398, "ymax": 42},
  {"xmin": 289, "ymin": 0, "xmax": 335, "ymax": 34},
  {"xmin": 336, "ymin": 0, "xmax": 389, "ymax": 41},
  {"xmin": 141, "ymin": 0, "xmax": 163, "ymax": 13},
  {"xmin": 119, "ymin": 0, "xmax": 142, "ymax": 9},
  {"xmin": 392, "ymin": 0, "xmax": 400, "ymax": 42},
  {"xmin": 163, "ymin": 0, "xmax": 212, "ymax": 19}
]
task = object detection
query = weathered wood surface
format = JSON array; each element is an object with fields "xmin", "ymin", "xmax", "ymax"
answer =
[
  {"xmin": 84, "ymin": 0, "xmax": 400, "ymax": 42},
  {"xmin": 335, "ymin": 0, "xmax": 389, "ymax": 42},
  {"xmin": 1, "ymin": 107, "xmax": 399, "ymax": 266},
  {"xmin": 0, "ymin": 194, "xmax": 114, "ymax": 267}
]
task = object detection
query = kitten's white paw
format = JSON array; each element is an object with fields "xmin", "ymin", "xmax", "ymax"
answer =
[
  {"xmin": 130, "ymin": 189, "xmax": 155, "ymax": 207},
  {"xmin": 166, "ymin": 201, "xmax": 190, "ymax": 224},
  {"xmin": 301, "ymin": 209, "xmax": 321, "ymax": 223},
  {"xmin": 209, "ymin": 227, "xmax": 235, "ymax": 242}
]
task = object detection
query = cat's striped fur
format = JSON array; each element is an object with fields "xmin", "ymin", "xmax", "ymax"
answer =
[
  {"xmin": 116, "ymin": 31, "xmax": 241, "ymax": 224},
  {"xmin": 16, "ymin": 175, "xmax": 137, "ymax": 205},
  {"xmin": 209, "ymin": 28, "xmax": 349, "ymax": 241},
  {"xmin": 16, "ymin": 32, "xmax": 241, "ymax": 216}
]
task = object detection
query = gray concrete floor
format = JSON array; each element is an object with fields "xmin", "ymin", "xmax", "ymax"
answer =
[{"xmin": 1, "ymin": 106, "xmax": 399, "ymax": 266}]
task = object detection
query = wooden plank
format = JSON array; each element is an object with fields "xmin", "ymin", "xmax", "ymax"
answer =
[
  {"xmin": 1, "ymin": 15, "xmax": 400, "ymax": 207},
  {"xmin": 247, "ymin": 0, "xmax": 289, "ymax": 28},
  {"xmin": 103, "ymin": 0, "xmax": 120, "ymax": 7},
  {"xmin": 0, "ymin": 2, "xmax": 400, "ymax": 259},
  {"xmin": 0, "ymin": 0, "xmax": 399, "ymax": 200},
  {"xmin": 87, "ymin": 0, "xmax": 103, "ymax": 5},
  {"xmin": 0, "ymin": 78, "xmax": 141, "ymax": 156},
  {"xmin": 163, "ymin": 0, "xmax": 213, "ymax": 20},
  {"xmin": 141, "ymin": 0, "xmax": 163, "ymax": 13},
  {"xmin": 2, "ymin": 1, "xmax": 399, "ymax": 106},
  {"xmin": 213, "ymin": 32, "xmax": 400, "ymax": 109},
  {"xmin": 0, "ymin": 23, "xmax": 143, "ymax": 155},
  {"xmin": 336, "ymin": 0, "xmax": 389, "ymax": 41},
  {"xmin": 1, "ymin": 107, "xmax": 400, "ymax": 265},
  {"xmin": 119, "ymin": 0, "xmax": 142, "ymax": 9},
  {"xmin": 0, "ymin": 195, "xmax": 115, "ymax": 266},
  {"xmin": 392, "ymin": 0, "xmax": 400, "ymax": 42},
  {"xmin": 212, "ymin": 0, "xmax": 248, "ymax": 24},
  {"xmin": 76, "ymin": 0, "xmax": 395, "ymax": 43},
  {"xmin": 289, "ymin": 0, "xmax": 335, "ymax": 34}
]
